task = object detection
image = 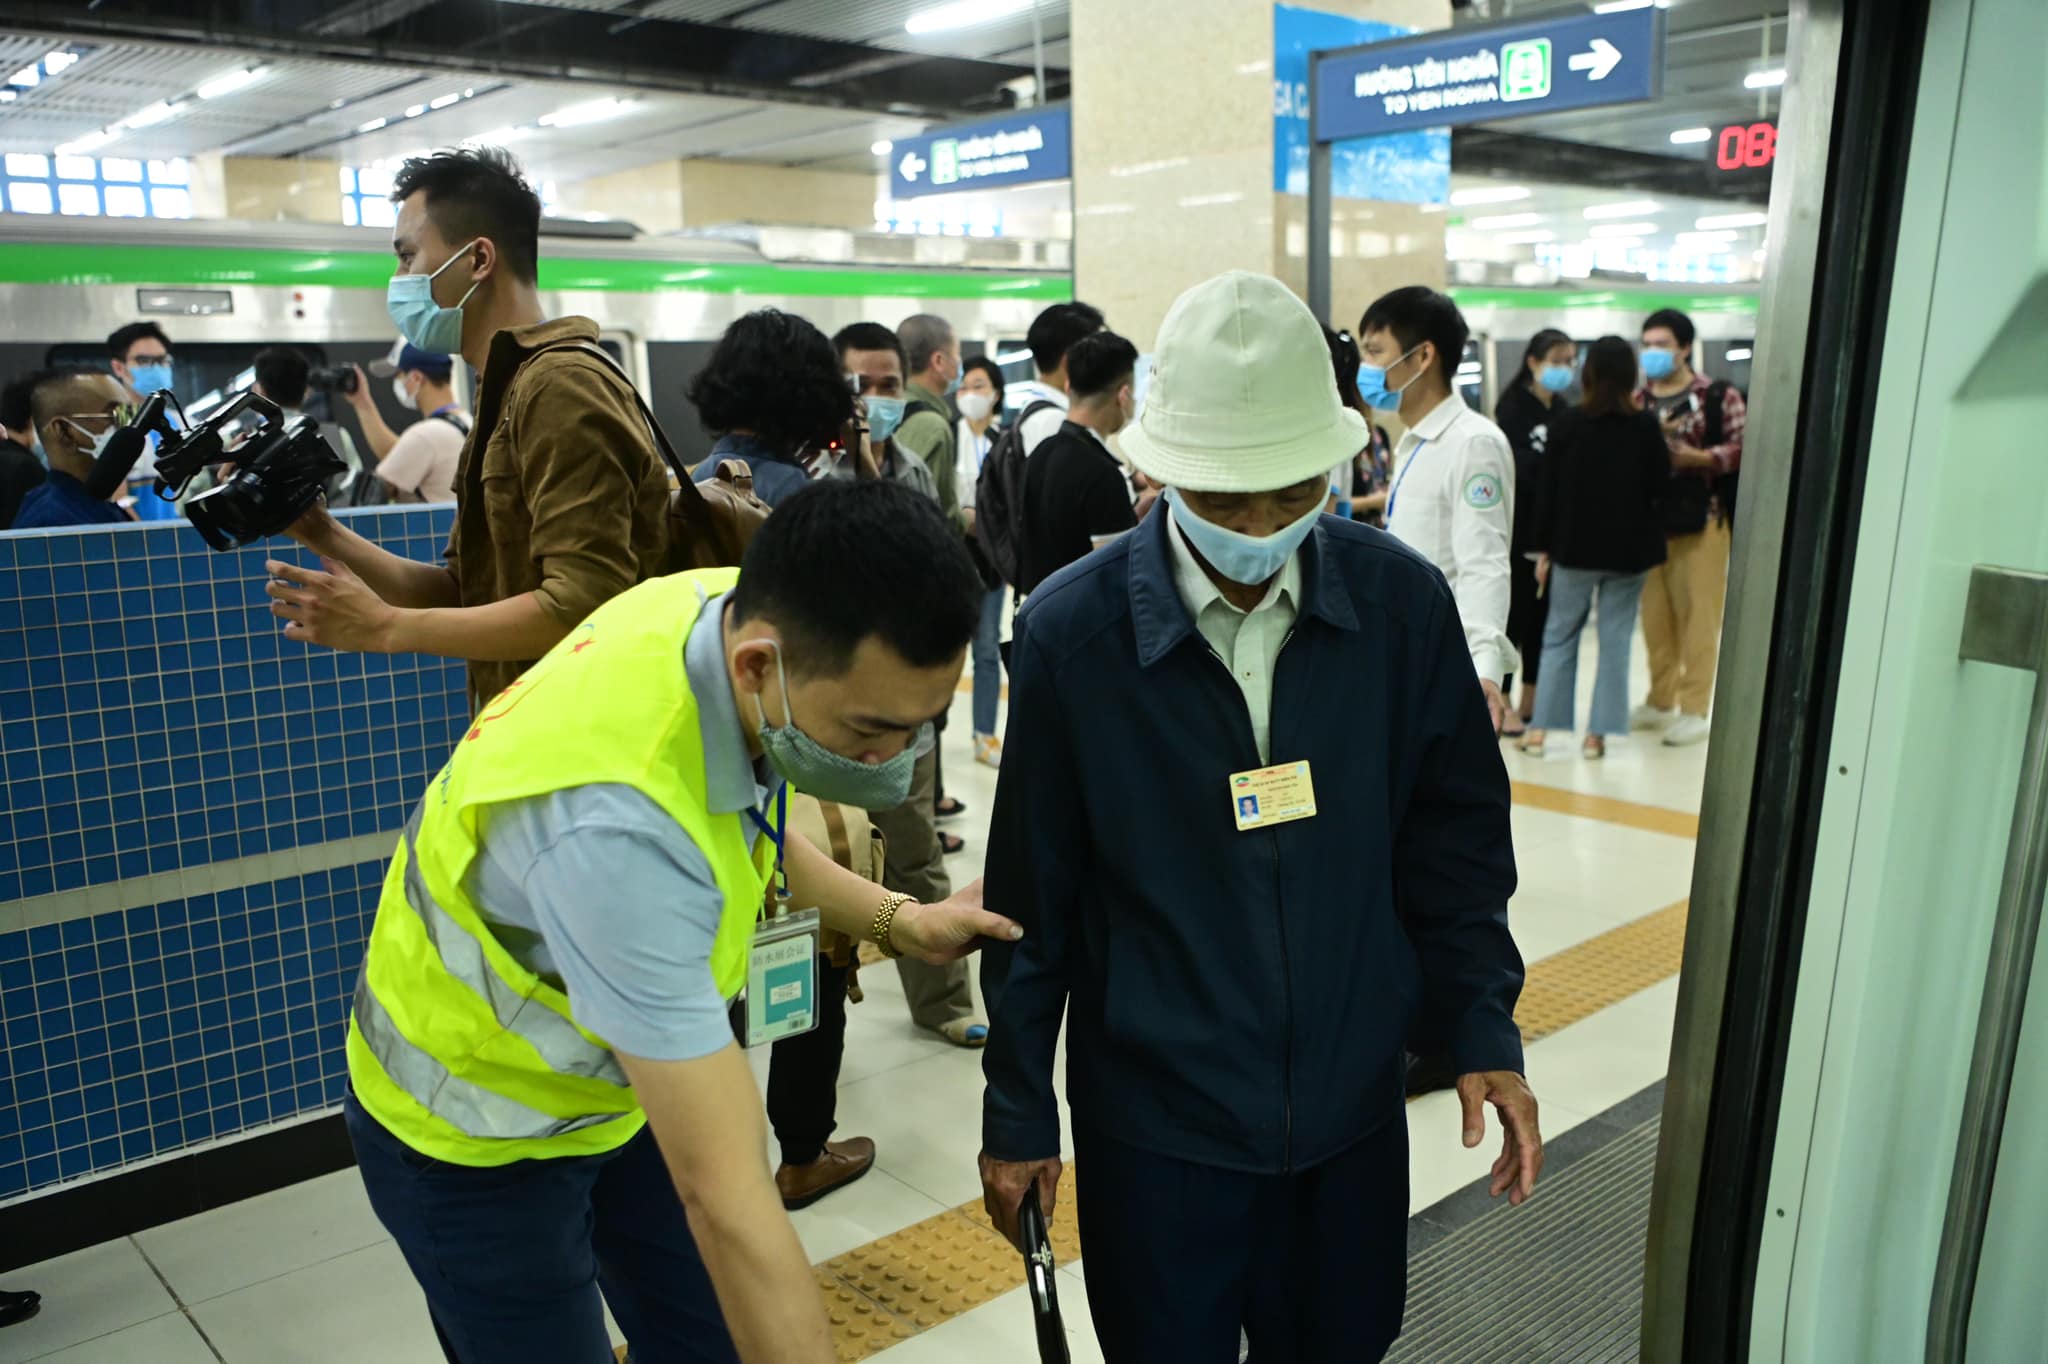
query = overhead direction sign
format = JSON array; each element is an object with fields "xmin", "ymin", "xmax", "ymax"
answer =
[
  {"xmin": 1311, "ymin": 7, "xmax": 1663, "ymax": 142},
  {"xmin": 889, "ymin": 107, "xmax": 1072, "ymax": 200}
]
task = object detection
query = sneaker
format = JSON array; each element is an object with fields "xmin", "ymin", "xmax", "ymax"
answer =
[
  {"xmin": 1631, "ymin": 704, "xmax": 1679, "ymax": 731},
  {"xmin": 974, "ymin": 733, "xmax": 1003, "ymax": 768},
  {"xmin": 1663, "ymin": 714, "xmax": 1711, "ymax": 747}
]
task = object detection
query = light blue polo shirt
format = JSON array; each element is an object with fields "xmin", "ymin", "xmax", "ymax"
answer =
[{"xmin": 465, "ymin": 591, "xmax": 777, "ymax": 1062}]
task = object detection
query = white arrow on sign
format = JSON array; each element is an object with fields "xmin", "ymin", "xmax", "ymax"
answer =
[
  {"xmin": 1568, "ymin": 37, "xmax": 1624, "ymax": 81},
  {"xmin": 898, "ymin": 151, "xmax": 927, "ymax": 180}
]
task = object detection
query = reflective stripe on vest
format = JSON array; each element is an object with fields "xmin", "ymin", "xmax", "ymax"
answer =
[{"xmin": 349, "ymin": 813, "xmax": 634, "ymax": 1140}]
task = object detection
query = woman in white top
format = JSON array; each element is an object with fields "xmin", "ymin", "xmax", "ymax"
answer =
[{"xmin": 955, "ymin": 356, "xmax": 1007, "ymax": 767}]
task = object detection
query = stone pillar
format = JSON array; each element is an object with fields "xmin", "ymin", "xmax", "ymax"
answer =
[
  {"xmin": 1070, "ymin": 0, "xmax": 1450, "ymax": 346},
  {"xmin": 556, "ymin": 159, "xmax": 881, "ymax": 234},
  {"xmin": 190, "ymin": 154, "xmax": 344, "ymax": 223}
]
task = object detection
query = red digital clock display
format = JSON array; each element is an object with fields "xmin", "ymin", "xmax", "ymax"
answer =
[{"xmin": 1716, "ymin": 122, "xmax": 1778, "ymax": 171}]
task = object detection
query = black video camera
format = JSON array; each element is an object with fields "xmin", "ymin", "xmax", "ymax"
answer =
[
  {"xmin": 306, "ymin": 365, "xmax": 359, "ymax": 396},
  {"xmin": 143, "ymin": 390, "xmax": 347, "ymax": 552}
]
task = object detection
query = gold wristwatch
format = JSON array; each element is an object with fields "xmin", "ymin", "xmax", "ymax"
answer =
[{"xmin": 872, "ymin": 892, "xmax": 913, "ymax": 959}]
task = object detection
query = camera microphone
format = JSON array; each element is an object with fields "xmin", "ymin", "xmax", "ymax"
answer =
[{"xmin": 83, "ymin": 425, "xmax": 150, "ymax": 501}]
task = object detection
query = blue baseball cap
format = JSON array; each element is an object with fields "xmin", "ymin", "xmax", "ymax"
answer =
[{"xmin": 369, "ymin": 340, "xmax": 454, "ymax": 381}]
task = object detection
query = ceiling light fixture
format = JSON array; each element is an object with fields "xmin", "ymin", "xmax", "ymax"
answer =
[
  {"xmin": 196, "ymin": 67, "xmax": 264, "ymax": 100},
  {"xmin": 1726, "ymin": 348, "xmax": 1754, "ymax": 362},
  {"xmin": 429, "ymin": 92, "xmax": 461, "ymax": 110},
  {"xmin": 1584, "ymin": 199, "xmax": 1660, "ymax": 219},
  {"xmin": 1471, "ymin": 212, "xmax": 1543, "ymax": 230},
  {"xmin": 1697, "ymin": 211, "xmax": 1769, "ymax": 230},
  {"xmin": 1745, "ymin": 69, "xmax": 1788, "ymax": 89},
  {"xmin": 7, "ymin": 63, "xmax": 40, "ymax": 87},
  {"xmin": 358, "ymin": 117, "xmax": 388, "ymax": 133},
  {"xmin": 1450, "ymin": 184, "xmax": 1530, "ymax": 206},
  {"xmin": 468, "ymin": 126, "xmax": 526, "ymax": 145},
  {"xmin": 871, "ymin": 140, "xmax": 894, "ymax": 156},
  {"xmin": 1669, "ymin": 127, "xmax": 1713, "ymax": 144},
  {"xmin": 906, "ymin": 0, "xmax": 1034, "ymax": 35},
  {"xmin": 1588, "ymin": 222, "xmax": 1657, "ymax": 237},
  {"xmin": 1593, "ymin": 0, "xmax": 1667, "ymax": 12},
  {"xmin": 404, "ymin": 104, "xmax": 427, "ymax": 118},
  {"xmin": 120, "ymin": 101, "xmax": 182, "ymax": 130},
  {"xmin": 56, "ymin": 130, "xmax": 116, "ymax": 156},
  {"xmin": 43, "ymin": 50, "xmax": 77, "ymax": 75},
  {"xmin": 538, "ymin": 97, "xmax": 632, "ymax": 128}
]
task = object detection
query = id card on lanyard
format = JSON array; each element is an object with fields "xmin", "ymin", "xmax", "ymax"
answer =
[{"xmin": 739, "ymin": 783, "xmax": 820, "ymax": 1047}]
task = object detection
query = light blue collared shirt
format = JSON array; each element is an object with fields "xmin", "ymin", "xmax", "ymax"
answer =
[{"xmin": 466, "ymin": 590, "xmax": 776, "ymax": 1062}]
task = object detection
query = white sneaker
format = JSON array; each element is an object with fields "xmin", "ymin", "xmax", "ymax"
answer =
[
  {"xmin": 1662, "ymin": 714, "xmax": 1711, "ymax": 747},
  {"xmin": 1631, "ymin": 704, "xmax": 1678, "ymax": 732},
  {"xmin": 974, "ymin": 734, "xmax": 1002, "ymax": 768}
]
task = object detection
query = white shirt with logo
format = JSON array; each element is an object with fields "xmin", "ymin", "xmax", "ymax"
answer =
[{"xmin": 1384, "ymin": 394, "xmax": 1517, "ymax": 683}]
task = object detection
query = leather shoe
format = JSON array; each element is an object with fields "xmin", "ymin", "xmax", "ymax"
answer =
[
  {"xmin": 776, "ymin": 1137, "xmax": 876, "ymax": 1211},
  {"xmin": 0, "ymin": 1288, "xmax": 42, "ymax": 1329}
]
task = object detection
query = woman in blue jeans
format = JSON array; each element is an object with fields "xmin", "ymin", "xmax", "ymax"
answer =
[
  {"xmin": 955, "ymin": 356, "xmax": 1008, "ymax": 766},
  {"xmin": 1525, "ymin": 335, "xmax": 1672, "ymax": 759}
]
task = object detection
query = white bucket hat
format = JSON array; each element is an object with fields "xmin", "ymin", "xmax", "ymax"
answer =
[{"xmin": 1119, "ymin": 271, "xmax": 1367, "ymax": 494}]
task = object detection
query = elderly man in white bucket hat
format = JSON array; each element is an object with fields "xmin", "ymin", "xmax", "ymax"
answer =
[{"xmin": 976, "ymin": 271, "xmax": 1540, "ymax": 1363}]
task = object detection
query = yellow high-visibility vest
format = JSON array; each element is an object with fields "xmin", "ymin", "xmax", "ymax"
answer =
[{"xmin": 345, "ymin": 568, "xmax": 771, "ymax": 1165}]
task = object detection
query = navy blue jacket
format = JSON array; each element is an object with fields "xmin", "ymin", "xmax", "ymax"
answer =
[{"xmin": 980, "ymin": 509, "xmax": 1524, "ymax": 1174}]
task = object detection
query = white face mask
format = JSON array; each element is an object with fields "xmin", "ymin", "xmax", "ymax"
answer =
[
  {"xmin": 957, "ymin": 391, "xmax": 996, "ymax": 423},
  {"xmin": 392, "ymin": 375, "xmax": 420, "ymax": 412}
]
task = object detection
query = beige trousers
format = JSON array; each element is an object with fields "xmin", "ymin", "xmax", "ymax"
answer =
[{"xmin": 1640, "ymin": 519, "xmax": 1732, "ymax": 717}]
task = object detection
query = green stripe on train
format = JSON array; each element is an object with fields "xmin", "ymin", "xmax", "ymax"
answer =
[
  {"xmin": 0, "ymin": 243, "xmax": 1074, "ymax": 301},
  {"xmin": 1447, "ymin": 287, "xmax": 1759, "ymax": 315}
]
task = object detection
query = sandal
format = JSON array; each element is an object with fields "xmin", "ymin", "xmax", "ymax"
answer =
[
  {"xmin": 1583, "ymin": 734, "xmax": 1606, "ymax": 760},
  {"xmin": 938, "ymin": 831, "xmax": 965, "ymax": 855},
  {"xmin": 939, "ymin": 1018, "xmax": 989, "ymax": 1048},
  {"xmin": 1519, "ymin": 729, "xmax": 1547, "ymax": 757},
  {"xmin": 935, "ymin": 796, "xmax": 967, "ymax": 821}
]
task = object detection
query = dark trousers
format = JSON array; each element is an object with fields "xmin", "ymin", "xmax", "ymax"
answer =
[
  {"xmin": 344, "ymin": 1089, "xmax": 737, "ymax": 1364},
  {"xmin": 763, "ymin": 955, "xmax": 851, "ymax": 1166},
  {"xmin": 1506, "ymin": 548, "xmax": 1549, "ymax": 693},
  {"xmin": 1073, "ymin": 1119, "xmax": 1408, "ymax": 1364}
]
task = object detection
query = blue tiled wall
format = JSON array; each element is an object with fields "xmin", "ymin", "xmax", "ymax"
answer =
[{"xmin": 0, "ymin": 509, "xmax": 469, "ymax": 1202}]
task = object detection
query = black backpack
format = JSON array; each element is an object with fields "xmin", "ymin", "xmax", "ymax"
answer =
[{"xmin": 975, "ymin": 399, "xmax": 1060, "ymax": 588}]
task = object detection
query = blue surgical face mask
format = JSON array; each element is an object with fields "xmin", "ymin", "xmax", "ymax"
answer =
[
  {"xmin": 943, "ymin": 355, "xmax": 962, "ymax": 397},
  {"xmin": 1538, "ymin": 364, "xmax": 1575, "ymax": 394},
  {"xmin": 387, "ymin": 239, "xmax": 482, "ymax": 354},
  {"xmin": 1166, "ymin": 487, "xmax": 1322, "ymax": 587},
  {"xmin": 127, "ymin": 363, "xmax": 173, "ymax": 397},
  {"xmin": 1356, "ymin": 344, "xmax": 1424, "ymax": 412},
  {"xmin": 863, "ymin": 396, "xmax": 908, "ymax": 445},
  {"xmin": 1640, "ymin": 347, "xmax": 1678, "ymax": 380},
  {"xmin": 749, "ymin": 641, "xmax": 917, "ymax": 809}
]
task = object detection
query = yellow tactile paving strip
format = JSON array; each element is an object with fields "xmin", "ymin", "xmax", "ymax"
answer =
[
  {"xmin": 1511, "ymin": 780, "xmax": 1701, "ymax": 840},
  {"xmin": 617, "ymin": 796, "xmax": 1695, "ymax": 1361}
]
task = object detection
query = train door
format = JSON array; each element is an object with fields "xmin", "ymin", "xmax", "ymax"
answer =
[{"xmin": 1644, "ymin": 0, "xmax": 2048, "ymax": 1356}]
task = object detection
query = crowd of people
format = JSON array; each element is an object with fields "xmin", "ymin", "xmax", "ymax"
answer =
[{"xmin": 0, "ymin": 142, "xmax": 1749, "ymax": 1362}]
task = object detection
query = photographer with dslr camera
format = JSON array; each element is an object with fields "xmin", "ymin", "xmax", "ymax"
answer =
[{"xmin": 262, "ymin": 147, "xmax": 668, "ymax": 712}]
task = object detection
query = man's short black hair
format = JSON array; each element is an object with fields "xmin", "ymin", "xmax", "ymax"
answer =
[
  {"xmin": 391, "ymin": 147, "xmax": 542, "ymax": 284},
  {"xmin": 897, "ymin": 314, "xmax": 956, "ymax": 376},
  {"xmin": 688, "ymin": 309, "xmax": 854, "ymax": 455},
  {"xmin": 107, "ymin": 322, "xmax": 170, "ymax": 362},
  {"xmin": 1063, "ymin": 330, "xmax": 1138, "ymax": 401},
  {"xmin": 2, "ymin": 368, "xmax": 53, "ymax": 433},
  {"xmin": 832, "ymin": 322, "xmax": 906, "ymax": 371},
  {"xmin": 1359, "ymin": 286, "xmax": 1469, "ymax": 388},
  {"xmin": 733, "ymin": 479, "xmax": 983, "ymax": 676},
  {"xmin": 1027, "ymin": 301, "xmax": 1105, "ymax": 377},
  {"xmin": 1642, "ymin": 307, "xmax": 1697, "ymax": 350},
  {"xmin": 252, "ymin": 347, "xmax": 311, "ymax": 410}
]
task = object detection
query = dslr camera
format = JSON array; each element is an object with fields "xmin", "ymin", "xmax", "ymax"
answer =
[{"xmin": 139, "ymin": 389, "xmax": 347, "ymax": 551}]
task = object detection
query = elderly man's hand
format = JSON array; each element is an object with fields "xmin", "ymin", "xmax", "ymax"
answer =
[
  {"xmin": 979, "ymin": 1152, "xmax": 1063, "ymax": 1253},
  {"xmin": 1458, "ymin": 1070, "xmax": 1543, "ymax": 1205}
]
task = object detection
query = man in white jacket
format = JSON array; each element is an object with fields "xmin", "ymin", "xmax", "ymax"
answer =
[{"xmin": 1364, "ymin": 286, "xmax": 1517, "ymax": 731}]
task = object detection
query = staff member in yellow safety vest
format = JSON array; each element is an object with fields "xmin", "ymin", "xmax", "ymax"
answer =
[{"xmin": 332, "ymin": 480, "xmax": 1020, "ymax": 1364}]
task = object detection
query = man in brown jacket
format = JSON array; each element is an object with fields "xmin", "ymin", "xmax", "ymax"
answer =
[{"xmin": 263, "ymin": 147, "xmax": 668, "ymax": 711}]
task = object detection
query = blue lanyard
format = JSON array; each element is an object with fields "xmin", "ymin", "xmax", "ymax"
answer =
[
  {"xmin": 1385, "ymin": 436, "xmax": 1431, "ymax": 525},
  {"xmin": 745, "ymin": 782, "xmax": 790, "ymax": 905}
]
